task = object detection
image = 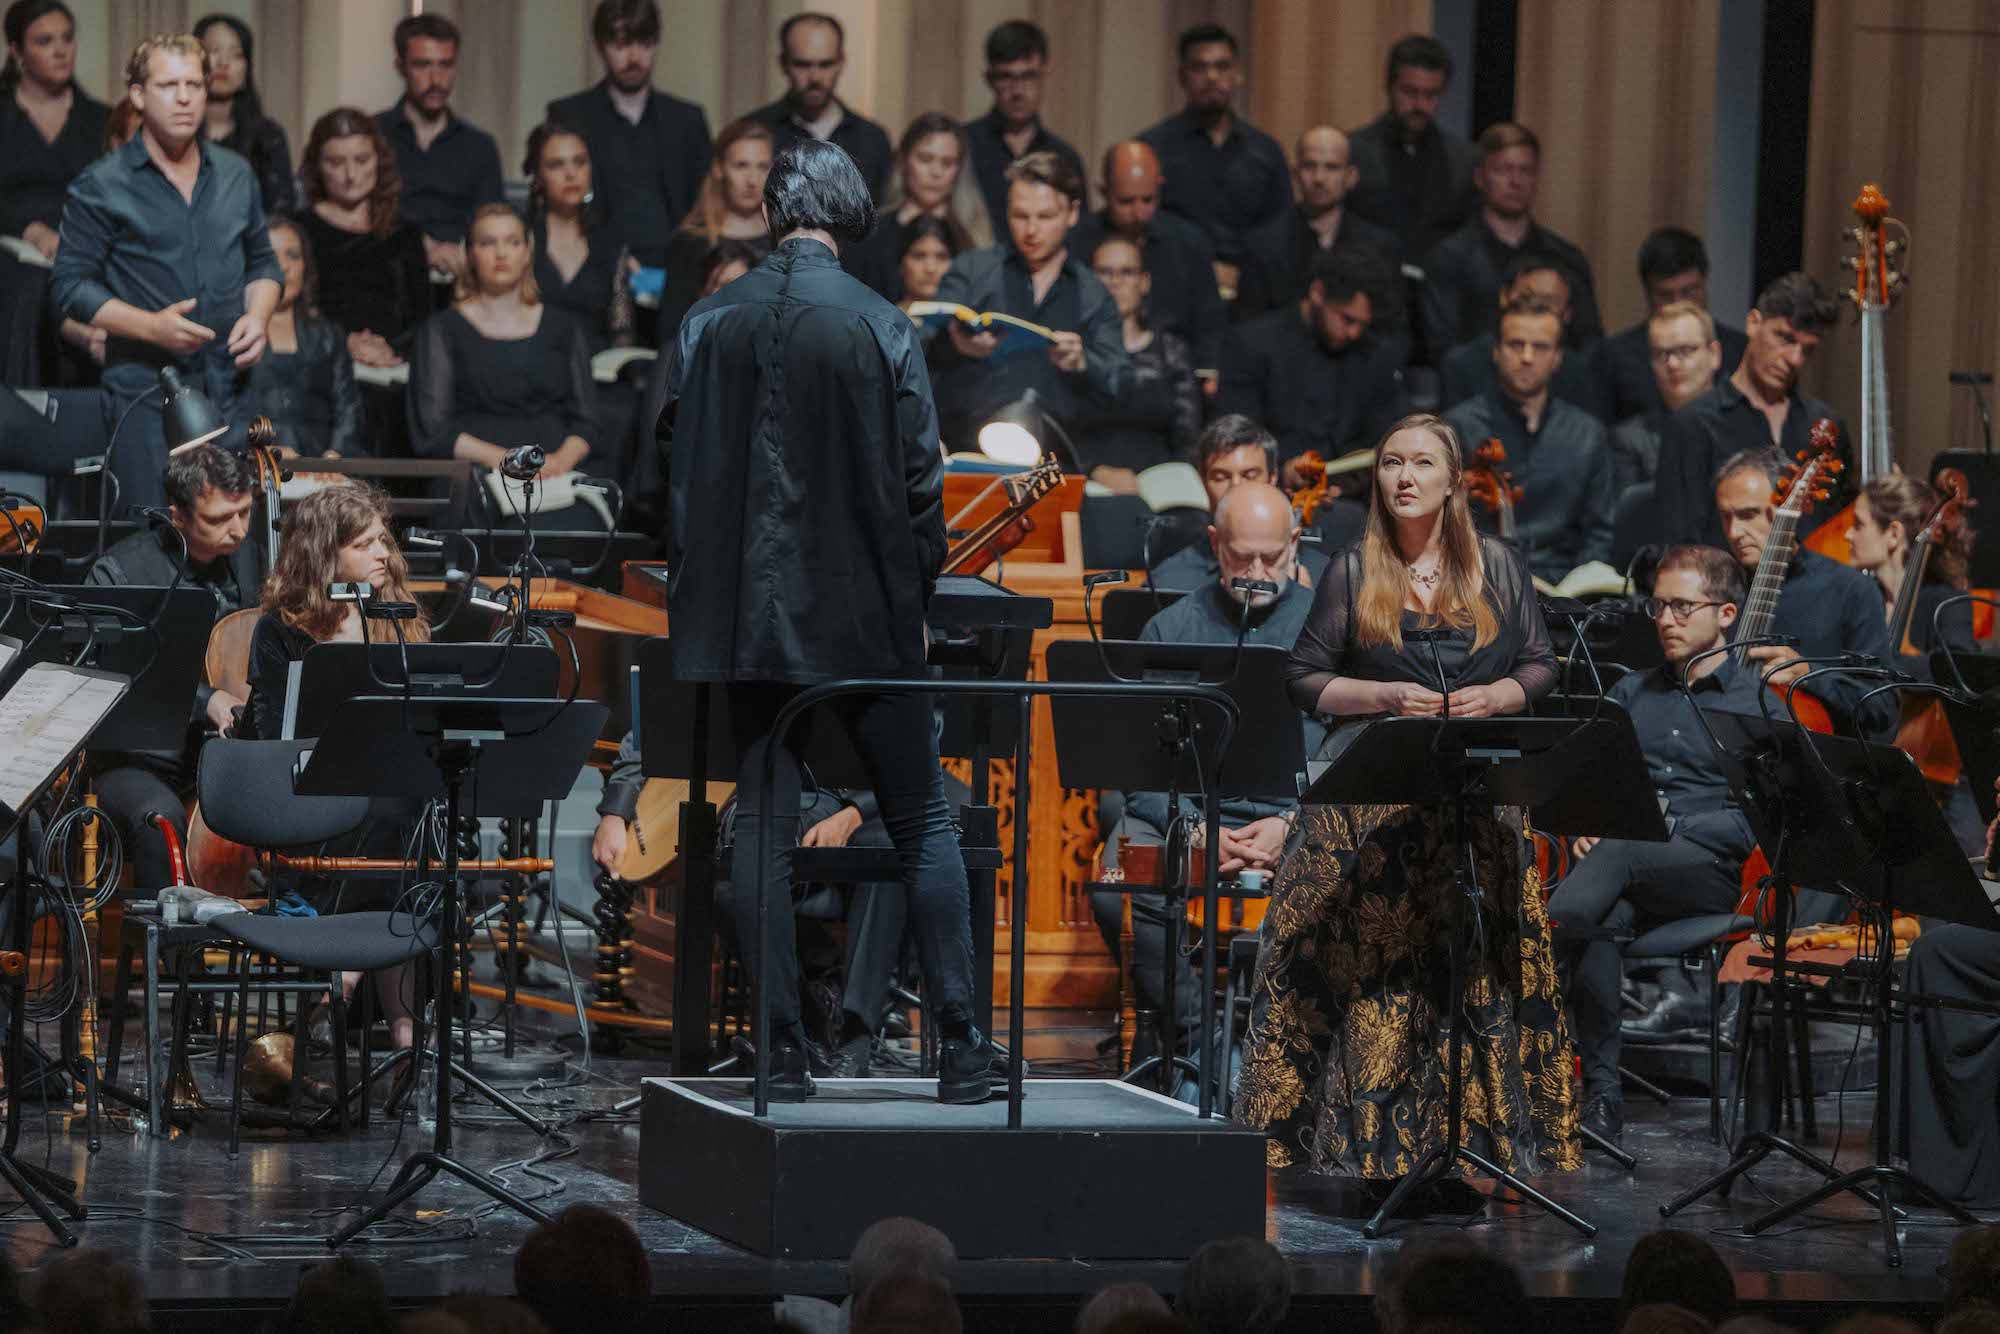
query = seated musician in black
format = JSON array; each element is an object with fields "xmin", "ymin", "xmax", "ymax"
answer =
[
  {"xmin": 1545, "ymin": 544, "xmax": 1762, "ymax": 1146},
  {"xmin": 1148, "ymin": 415, "xmax": 1349, "ymax": 592},
  {"xmin": 85, "ymin": 445, "xmax": 258, "ymax": 890},
  {"xmin": 1846, "ymin": 473, "xmax": 1978, "ymax": 668},
  {"xmin": 594, "ymin": 738, "xmax": 946, "ymax": 1079},
  {"xmin": 1094, "ymin": 482, "xmax": 1326, "ymax": 1056},
  {"xmin": 1712, "ymin": 448, "xmax": 1896, "ymax": 739},
  {"xmin": 1436, "ymin": 253, "xmax": 1610, "ymax": 421},
  {"xmin": 237, "ymin": 483, "xmax": 426, "ymax": 1049}
]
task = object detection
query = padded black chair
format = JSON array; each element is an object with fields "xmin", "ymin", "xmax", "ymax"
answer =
[
  {"xmin": 193, "ymin": 739, "xmax": 437, "ymax": 1152},
  {"xmin": 1610, "ymin": 481, "xmax": 1658, "ymax": 575}
]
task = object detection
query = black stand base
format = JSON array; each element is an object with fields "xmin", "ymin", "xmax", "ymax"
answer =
[
  {"xmin": 1744, "ymin": 1163, "xmax": 1981, "ymax": 1268},
  {"xmin": 1658, "ymin": 1130, "xmax": 1896, "ymax": 1218},
  {"xmin": 1580, "ymin": 1123, "xmax": 1636, "ymax": 1170},
  {"xmin": 0, "ymin": 1154, "xmax": 85, "ymax": 1246},
  {"xmin": 327, "ymin": 1150, "xmax": 553, "ymax": 1248},
  {"xmin": 1362, "ymin": 1141, "xmax": 1597, "ymax": 1239}
]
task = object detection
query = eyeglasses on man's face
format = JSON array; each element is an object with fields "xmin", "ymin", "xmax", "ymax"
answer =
[{"xmin": 1643, "ymin": 597, "xmax": 1724, "ymax": 621}]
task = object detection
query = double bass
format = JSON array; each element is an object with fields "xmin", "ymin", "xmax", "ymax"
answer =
[{"xmin": 1805, "ymin": 184, "xmax": 1908, "ymax": 562}]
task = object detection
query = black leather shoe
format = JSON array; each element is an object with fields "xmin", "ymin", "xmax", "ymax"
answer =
[
  {"xmin": 828, "ymin": 1032, "xmax": 873, "ymax": 1079},
  {"xmin": 767, "ymin": 1036, "xmax": 816, "ymax": 1103},
  {"xmin": 1620, "ymin": 991, "xmax": 1711, "ymax": 1045},
  {"xmin": 1581, "ymin": 1091, "xmax": 1624, "ymax": 1145},
  {"xmin": 938, "ymin": 1031, "xmax": 995, "ymax": 1104},
  {"xmin": 1713, "ymin": 985, "xmax": 1742, "ymax": 1048}
]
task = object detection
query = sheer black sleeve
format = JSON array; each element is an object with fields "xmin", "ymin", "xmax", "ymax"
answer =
[
  {"xmin": 406, "ymin": 314, "xmax": 457, "ymax": 459},
  {"xmin": 1286, "ymin": 548, "xmax": 1356, "ymax": 712},
  {"xmin": 1488, "ymin": 538, "xmax": 1557, "ymax": 701}
]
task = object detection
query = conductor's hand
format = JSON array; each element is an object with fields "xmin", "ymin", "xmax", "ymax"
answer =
[
  {"xmin": 948, "ymin": 321, "xmax": 999, "ymax": 360},
  {"xmin": 801, "ymin": 806, "xmax": 863, "ymax": 849},
  {"xmin": 1047, "ymin": 330, "xmax": 1086, "ymax": 373},
  {"xmin": 1218, "ymin": 816, "xmax": 1288, "ymax": 874},
  {"xmin": 1747, "ymin": 644, "xmax": 1808, "ymax": 689},
  {"xmin": 1379, "ymin": 681, "xmax": 1445, "ymax": 717},
  {"xmin": 1571, "ymin": 835, "xmax": 1600, "ymax": 860},
  {"xmin": 149, "ymin": 298, "xmax": 215, "ymax": 356},
  {"xmin": 1445, "ymin": 683, "xmax": 1508, "ymax": 718},
  {"xmin": 591, "ymin": 814, "xmax": 629, "ymax": 876}
]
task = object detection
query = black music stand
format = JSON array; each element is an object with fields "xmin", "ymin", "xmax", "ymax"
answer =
[
  {"xmin": 303, "ymin": 695, "xmax": 607, "ymax": 1243},
  {"xmin": 3, "ymin": 585, "xmax": 213, "ymax": 751},
  {"xmin": 0, "ymin": 661, "xmax": 128, "ymax": 1246},
  {"xmin": 1731, "ymin": 729, "xmax": 1989, "ymax": 1266},
  {"xmin": 1303, "ymin": 713, "xmax": 1666, "ymax": 1238},
  {"xmin": 1934, "ymin": 649, "xmax": 2000, "ymax": 827},
  {"xmin": 286, "ymin": 642, "xmax": 561, "ymax": 739},
  {"xmin": 1101, "ymin": 588, "xmax": 1184, "ymax": 642},
  {"xmin": 1046, "ymin": 641, "xmax": 1301, "ymax": 1094}
]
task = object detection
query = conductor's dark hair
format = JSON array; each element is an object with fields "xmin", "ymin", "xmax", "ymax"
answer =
[
  {"xmin": 779, "ymin": 11, "xmax": 842, "ymax": 56},
  {"xmin": 1196, "ymin": 415, "xmax": 1277, "ymax": 476},
  {"xmin": 1310, "ymin": 244, "xmax": 1398, "ymax": 324},
  {"xmin": 591, "ymin": 0, "xmax": 658, "ymax": 48},
  {"xmin": 1638, "ymin": 226, "xmax": 1710, "ymax": 286},
  {"xmin": 763, "ymin": 139, "xmax": 876, "ymax": 245},
  {"xmin": 165, "ymin": 442, "xmax": 254, "ymax": 513},
  {"xmin": 1386, "ymin": 33, "xmax": 1452, "ymax": 85},
  {"xmin": 985, "ymin": 19, "xmax": 1048, "ymax": 66},
  {"xmin": 1177, "ymin": 23, "xmax": 1237, "ymax": 63},
  {"xmin": 393, "ymin": 12, "xmax": 458, "ymax": 59},
  {"xmin": 1753, "ymin": 271, "xmax": 1839, "ymax": 336}
]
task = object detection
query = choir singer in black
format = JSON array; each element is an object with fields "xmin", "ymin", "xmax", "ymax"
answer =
[{"xmin": 661, "ymin": 139, "xmax": 989, "ymax": 1105}]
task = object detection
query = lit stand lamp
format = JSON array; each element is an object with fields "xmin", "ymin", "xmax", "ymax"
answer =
[{"xmin": 978, "ymin": 389, "xmax": 1084, "ymax": 472}]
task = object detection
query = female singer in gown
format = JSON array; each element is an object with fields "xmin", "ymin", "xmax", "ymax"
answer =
[
  {"xmin": 1235, "ymin": 413, "xmax": 1581, "ymax": 1181},
  {"xmin": 240, "ymin": 484, "xmax": 429, "ymax": 1049}
]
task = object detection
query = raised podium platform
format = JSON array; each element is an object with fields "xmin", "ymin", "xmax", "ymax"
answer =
[{"xmin": 638, "ymin": 1078, "xmax": 1265, "ymax": 1259}]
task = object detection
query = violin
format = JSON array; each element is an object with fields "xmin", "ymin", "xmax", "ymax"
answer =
[
  {"xmin": 1464, "ymin": 438, "xmax": 1522, "ymax": 541},
  {"xmin": 1286, "ymin": 448, "xmax": 1376, "ymax": 527},
  {"xmin": 941, "ymin": 458, "xmax": 1063, "ymax": 577},
  {"xmin": 0, "ymin": 497, "xmax": 44, "ymax": 555}
]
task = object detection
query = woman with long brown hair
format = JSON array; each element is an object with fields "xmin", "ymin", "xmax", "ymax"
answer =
[
  {"xmin": 0, "ymin": 0, "xmax": 107, "ymax": 260},
  {"xmin": 241, "ymin": 483, "xmax": 429, "ymax": 1049},
  {"xmin": 299, "ymin": 106, "xmax": 432, "ymax": 370},
  {"xmin": 1846, "ymin": 472, "xmax": 1977, "ymax": 660},
  {"xmin": 522, "ymin": 120, "xmax": 633, "ymax": 353},
  {"xmin": 1234, "ymin": 413, "xmax": 1580, "ymax": 1193},
  {"xmin": 656, "ymin": 116, "xmax": 773, "ymax": 335},
  {"xmin": 846, "ymin": 111, "xmax": 993, "ymax": 301}
]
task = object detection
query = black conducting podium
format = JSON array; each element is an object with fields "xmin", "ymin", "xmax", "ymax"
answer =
[
  {"xmin": 1302, "ymin": 709, "xmax": 1666, "ymax": 1238},
  {"xmin": 295, "ymin": 694, "xmax": 606, "ymax": 1243}
]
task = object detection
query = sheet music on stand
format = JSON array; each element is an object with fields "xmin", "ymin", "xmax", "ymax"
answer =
[{"xmin": 0, "ymin": 662, "xmax": 128, "ymax": 822}]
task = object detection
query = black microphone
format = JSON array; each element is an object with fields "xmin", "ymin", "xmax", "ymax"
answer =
[
  {"xmin": 499, "ymin": 444, "xmax": 546, "ymax": 481},
  {"xmin": 1229, "ymin": 577, "xmax": 1279, "ymax": 602},
  {"xmin": 1539, "ymin": 595, "xmax": 1594, "ymax": 619}
]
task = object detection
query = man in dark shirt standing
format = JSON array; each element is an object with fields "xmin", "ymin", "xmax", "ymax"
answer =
[
  {"xmin": 1547, "ymin": 544, "xmax": 1761, "ymax": 1145},
  {"xmin": 963, "ymin": 20, "xmax": 1085, "ymax": 231},
  {"xmin": 1655, "ymin": 273, "xmax": 1848, "ymax": 546},
  {"xmin": 1137, "ymin": 23, "xmax": 1289, "ymax": 299},
  {"xmin": 662, "ymin": 140, "xmax": 987, "ymax": 1103},
  {"xmin": 1420, "ymin": 122, "xmax": 1602, "ymax": 355},
  {"xmin": 1437, "ymin": 253, "xmax": 1611, "ymax": 420},
  {"xmin": 1066, "ymin": 141, "xmax": 1228, "ymax": 367},
  {"xmin": 924, "ymin": 151, "xmax": 1127, "ymax": 454},
  {"xmin": 747, "ymin": 12, "xmax": 892, "ymax": 202},
  {"xmin": 52, "ymin": 34, "xmax": 280, "ymax": 512},
  {"xmin": 1713, "ymin": 447, "xmax": 1892, "ymax": 739},
  {"xmin": 1598, "ymin": 227, "xmax": 1748, "ymax": 425},
  {"xmin": 1444, "ymin": 297, "xmax": 1615, "ymax": 583},
  {"xmin": 546, "ymin": 0, "xmax": 711, "ymax": 268},
  {"xmin": 86, "ymin": 445, "xmax": 258, "ymax": 891},
  {"xmin": 1345, "ymin": 34, "xmax": 1476, "ymax": 263},
  {"xmin": 1237, "ymin": 126, "xmax": 1402, "ymax": 320},
  {"xmin": 375, "ymin": 13, "xmax": 504, "ymax": 283},
  {"xmin": 1098, "ymin": 482, "xmax": 1326, "ymax": 1056},
  {"xmin": 1215, "ymin": 244, "xmax": 1409, "ymax": 483}
]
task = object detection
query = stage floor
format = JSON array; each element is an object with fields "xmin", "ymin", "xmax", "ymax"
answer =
[{"xmin": 2, "ymin": 1010, "xmax": 1980, "ymax": 1332}]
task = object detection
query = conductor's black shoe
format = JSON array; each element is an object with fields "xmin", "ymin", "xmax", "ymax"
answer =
[
  {"xmin": 1620, "ymin": 992, "xmax": 1710, "ymax": 1045},
  {"xmin": 828, "ymin": 1033, "xmax": 873, "ymax": 1079},
  {"xmin": 938, "ymin": 1031, "xmax": 995, "ymax": 1104},
  {"xmin": 768, "ymin": 1036, "xmax": 816, "ymax": 1103},
  {"xmin": 1581, "ymin": 1091, "xmax": 1624, "ymax": 1145}
]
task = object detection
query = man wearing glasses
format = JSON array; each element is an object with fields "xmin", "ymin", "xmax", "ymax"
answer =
[
  {"xmin": 963, "ymin": 20, "xmax": 1085, "ymax": 236},
  {"xmin": 1545, "ymin": 543, "xmax": 1763, "ymax": 1147},
  {"xmin": 1608, "ymin": 299, "xmax": 1724, "ymax": 494}
]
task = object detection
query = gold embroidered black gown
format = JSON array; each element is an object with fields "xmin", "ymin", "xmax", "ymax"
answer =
[{"xmin": 1235, "ymin": 536, "xmax": 1581, "ymax": 1179}]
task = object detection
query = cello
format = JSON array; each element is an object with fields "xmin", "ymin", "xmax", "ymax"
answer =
[{"xmin": 1805, "ymin": 183, "xmax": 1908, "ymax": 563}]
